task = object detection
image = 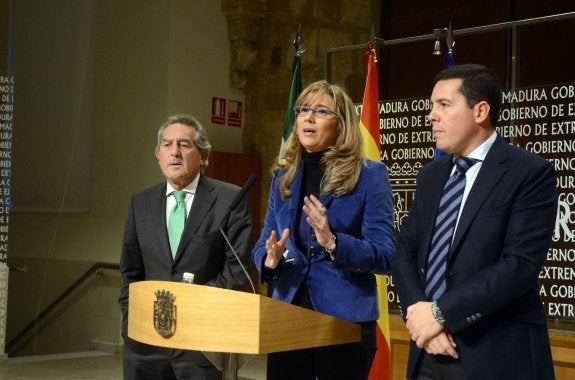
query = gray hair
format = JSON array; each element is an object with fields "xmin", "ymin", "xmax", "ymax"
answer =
[{"xmin": 157, "ymin": 114, "xmax": 212, "ymax": 169}]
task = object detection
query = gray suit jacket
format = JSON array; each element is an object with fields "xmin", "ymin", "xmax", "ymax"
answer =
[
  {"xmin": 119, "ymin": 174, "xmax": 253, "ymax": 341},
  {"xmin": 392, "ymin": 134, "xmax": 557, "ymax": 379}
]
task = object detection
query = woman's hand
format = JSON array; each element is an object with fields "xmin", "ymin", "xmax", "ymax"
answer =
[
  {"xmin": 303, "ymin": 195, "xmax": 334, "ymax": 250},
  {"xmin": 264, "ymin": 228, "xmax": 290, "ymax": 269}
]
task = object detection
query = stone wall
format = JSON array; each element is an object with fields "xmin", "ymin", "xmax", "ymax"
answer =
[{"xmin": 222, "ymin": 0, "xmax": 380, "ymax": 222}]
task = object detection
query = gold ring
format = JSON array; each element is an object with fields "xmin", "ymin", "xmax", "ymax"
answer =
[{"xmin": 320, "ymin": 206, "xmax": 327, "ymax": 216}]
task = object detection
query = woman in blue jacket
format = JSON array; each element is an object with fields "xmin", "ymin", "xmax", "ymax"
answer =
[{"xmin": 253, "ymin": 80, "xmax": 395, "ymax": 380}]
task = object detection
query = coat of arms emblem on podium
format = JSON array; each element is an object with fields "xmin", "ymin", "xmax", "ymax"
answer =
[{"xmin": 154, "ymin": 290, "xmax": 176, "ymax": 338}]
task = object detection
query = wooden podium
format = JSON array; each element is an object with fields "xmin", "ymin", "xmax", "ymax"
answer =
[{"xmin": 128, "ymin": 281, "xmax": 360, "ymax": 379}]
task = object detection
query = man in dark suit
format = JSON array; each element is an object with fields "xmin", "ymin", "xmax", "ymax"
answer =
[
  {"xmin": 392, "ymin": 64, "xmax": 557, "ymax": 380},
  {"xmin": 118, "ymin": 114, "xmax": 253, "ymax": 380}
]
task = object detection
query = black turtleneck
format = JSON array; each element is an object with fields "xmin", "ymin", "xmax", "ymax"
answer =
[
  {"xmin": 302, "ymin": 150, "xmax": 325, "ymax": 198},
  {"xmin": 295, "ymin": 150, "xmax": 326, "ymax": 255}
]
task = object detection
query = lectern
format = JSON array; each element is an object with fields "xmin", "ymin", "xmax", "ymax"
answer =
[{"xmin": 128, "ymin": 281, "xmax": 360, "ymax": 379}]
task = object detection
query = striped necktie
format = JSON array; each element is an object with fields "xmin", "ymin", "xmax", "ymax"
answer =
[
  {"xmin": 425, "ymin": 157, "xmax": 479, "ymax": 300},
  {"xmin": 168, "ymin": 190, "xmax": 186, "ymax": 258}
]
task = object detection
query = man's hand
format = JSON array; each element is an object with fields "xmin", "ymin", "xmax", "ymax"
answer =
[
  {"xmin": 405, "ymin": 301, "xmax": 444, "ymax": 348},
  {"xmin": 423, "ymin": 331, "xmax": 459, "ymax": 358}
]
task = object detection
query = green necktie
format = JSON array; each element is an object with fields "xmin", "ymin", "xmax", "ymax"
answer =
[{"xmin": 168, "ymin": 190, "xmax": 186, "ymax": 258}]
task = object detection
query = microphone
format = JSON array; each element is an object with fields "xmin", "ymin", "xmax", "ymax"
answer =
[
  {"xmin": 219, "ymin": 173, "xmax": 257, "ymax": 294},
  {"xmin": 229, "ymin": 173, "xmax": 257, "ymax": 210}
]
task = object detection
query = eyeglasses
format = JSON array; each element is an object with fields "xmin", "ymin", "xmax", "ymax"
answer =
[{"xmin": 294, "ymin": 106, "xmax": 338, "ymax": 119}]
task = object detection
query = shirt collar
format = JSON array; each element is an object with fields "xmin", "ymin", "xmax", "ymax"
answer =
[
  {"xmin": 165, "ymin": 174, "xmax": 200, "ymax": 197},
  {"xmin": 467, "ymin": 131, "xmax": 497, "ymax": 162}
]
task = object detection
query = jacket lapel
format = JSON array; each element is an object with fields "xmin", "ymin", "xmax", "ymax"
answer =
[
  {"xmin": 152, "ymin": 183, "xmax": 172, "ymax": 258},
  {"xmin": 175, "ymin": 175, "xmax": 216, "ymax": 260},
  {"xmin": 450, "ymin": 135, "xmax": 508, "ymax": 255},
  {"xmin": 287, "ymin": 164, "xmax": 304, "ymax": 232},
  {"xmin": 420, "ymin": 156, "xmax": 454, "ymax": 265}
]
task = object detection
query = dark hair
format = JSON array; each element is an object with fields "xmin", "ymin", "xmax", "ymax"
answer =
[{"xmin": 433, "ymin": 64, "xmax": 502, "ymax": 126}]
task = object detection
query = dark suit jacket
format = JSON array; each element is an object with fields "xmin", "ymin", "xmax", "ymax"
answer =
[
  {"xmin": 119, "ymin": 174, "xmax": 253, "ymax": 347},
  {"xmin": 392, "ymin": 135, "xmax": 557, "ymax": 380}
]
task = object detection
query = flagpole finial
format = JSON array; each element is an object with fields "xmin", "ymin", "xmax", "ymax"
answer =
[
  {"xmin": 365, "ymin": 23, "xmax": 383, "ymax": 64},
  {"xmin": 294, "ymin": 25, "xmax": 306, "ymax": 55},
  {"xmin": 446, "ymin": 22, "xmax": 454, "ymax": 53},
  {"xmin": 363, "ymin": 40, "xmax": 377, "ymax": 64},
  {"xmin": 445, "ymin": 22, "xmax": 455, "ymax": 67}
]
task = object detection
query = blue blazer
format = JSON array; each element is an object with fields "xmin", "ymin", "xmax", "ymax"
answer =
[
  {"xmin": 392, "ymin": 135, "xmax": 557, "ymax": 379},
  {"xmin": 253, "ymin": 159, "xmax": 395, "ymax": 323}
]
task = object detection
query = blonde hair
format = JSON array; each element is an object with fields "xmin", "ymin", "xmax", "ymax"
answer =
[{"xmin": 276, "ymin": 80, "xmax": 365, "ymax": 199}]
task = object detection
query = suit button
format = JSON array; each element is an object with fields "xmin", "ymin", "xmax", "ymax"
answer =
[
  {"xmin": 466, "ymin": 317, "xmax": 472, "ymax": 323},
  {"xmin": 310, "ymin": 234, "xmax": 317, "ymax": 241},
  {"xmin": 476, "ymin": 313, "xmax": 482, "ymax": 319},
  {"xmin": 309, "ymin": 246, "xmax": 316, "ymax": 257}
]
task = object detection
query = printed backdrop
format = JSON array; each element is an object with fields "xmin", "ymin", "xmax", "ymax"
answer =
[{"xmin": 367, "ymin": 83, "xmax": 575, "ymax": 325}]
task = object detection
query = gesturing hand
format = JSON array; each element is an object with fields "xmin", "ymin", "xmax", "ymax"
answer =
[
  {"xmin": 302, "ymin": 195, "xmax": 333, "ymax": 249},
  {"xmin": 264, "ymin": 228, "xmax": 290, "ymax": 269}
]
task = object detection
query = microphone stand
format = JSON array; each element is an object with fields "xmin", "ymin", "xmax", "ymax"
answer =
[
  {"xmin": 219, "ymin": 223, "xmax": 256, "ymax": 294},
  {"xmin": 217, "ymin": 173, "xmax": 257, "ymax": 380}
]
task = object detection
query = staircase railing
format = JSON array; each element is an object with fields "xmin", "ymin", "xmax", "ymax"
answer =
[{"xmin": 6, "ymin": 262, "xmax": 120, "ymax": 354}]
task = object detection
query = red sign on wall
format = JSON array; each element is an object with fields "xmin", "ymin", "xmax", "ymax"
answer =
[
  {"xmin": 228, "ymin": 100, "xmax": 243, "ymax": 128},
  {"xmin": 211, "ymin": 97, "xmax": 226, "ymax": 125},
  {"xmin": 211, "ymin": 97, "xmax": 243, "ymax": 127}
]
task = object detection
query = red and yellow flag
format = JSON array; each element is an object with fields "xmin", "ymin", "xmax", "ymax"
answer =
[
  {"xmin": 359, "ymin": 42, "xmax": 381, "ymax": 162},
  {"xmin": 360, "ymin": 41, "xmax": 392, "ymax": 380}
]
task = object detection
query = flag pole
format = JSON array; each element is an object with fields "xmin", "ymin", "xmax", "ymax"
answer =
[
  {"xmin": 434, "ymin": 22, "xmax": 455, "ymax": 160},
  {"xmin": 360, "ymin": 40, "xmax": 392, "ymax": 380},
  {"xmin": 278, "ymin": 27, "xmax": 305, "ymax": 164}
]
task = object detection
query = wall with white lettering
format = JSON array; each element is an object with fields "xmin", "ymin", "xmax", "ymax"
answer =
[{"xmin": 0, "ymin": 72, "xmax": 13, "ymax": 354}]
